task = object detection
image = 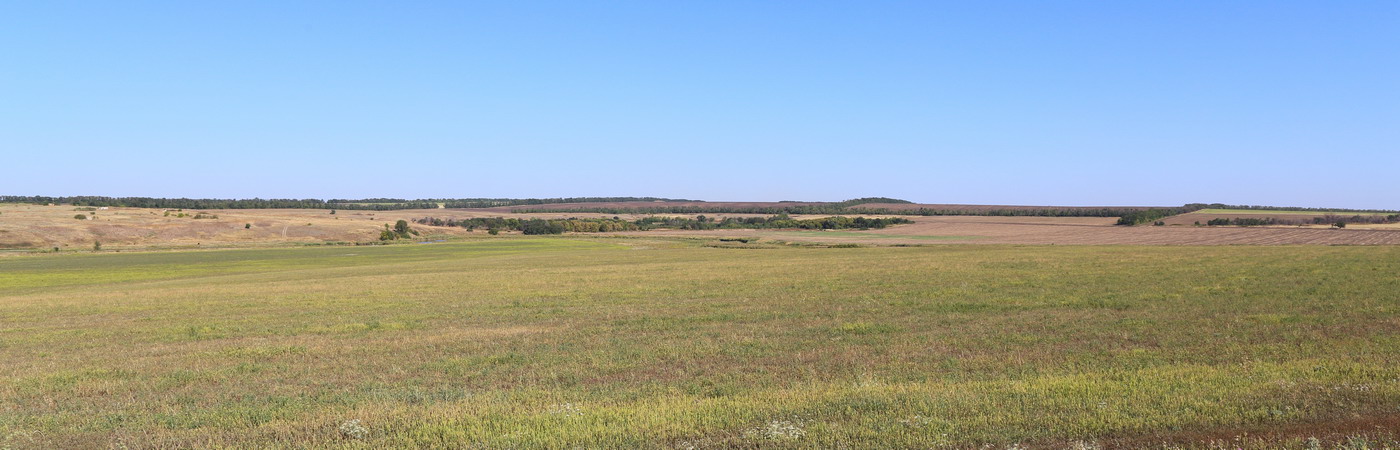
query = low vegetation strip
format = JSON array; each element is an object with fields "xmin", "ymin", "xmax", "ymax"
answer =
[
  {"xmin": 2, "ymin": 242, "xmax": 1398, "ymax": 447},
  {"xmin": 1201, "ymin": 205, "xmax": 1400, "ymax": 214},
  {"xmin": 414, "ymin": 215, "xmax": 913, "ymax": 234}
]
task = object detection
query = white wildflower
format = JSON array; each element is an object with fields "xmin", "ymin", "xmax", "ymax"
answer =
[
  {"xmin": 549, "ymin": 402, "xmax": 583, "ymax": 416},
  {"xmin": 743, "ymin": 418, "xmax": 806, "ymax": 441},
  {"xmin": 338, "ymin": 419, "xmax": 369, "ymax": 440}
]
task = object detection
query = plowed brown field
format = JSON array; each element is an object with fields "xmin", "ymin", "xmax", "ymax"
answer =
[{"xmin": 1163, "ymin": 211, "xmax": 1391, "ymax": 226}]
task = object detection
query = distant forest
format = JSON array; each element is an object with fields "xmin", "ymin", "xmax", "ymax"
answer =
[{"xmin": 0, "ymin": 196, "xmax": 692, "ymax": 211}]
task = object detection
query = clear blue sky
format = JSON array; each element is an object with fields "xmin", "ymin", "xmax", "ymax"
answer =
[{"xmin": 3, "ymin": 2, "xmax": 1397, "ymax": 208}]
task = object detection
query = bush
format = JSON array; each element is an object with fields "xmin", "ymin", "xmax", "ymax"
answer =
[
  {"xmin": 521, "ymin": 219, "xmax": 565, "ymax": 235},
  {"xmin": 394, "ymin": 220, "xmax": 411, "ymax": 236},
  {"xmin": 74, "ymin": 214, "xmax": 88, "ymax": 220}
]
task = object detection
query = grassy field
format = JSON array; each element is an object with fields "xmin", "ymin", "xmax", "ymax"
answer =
[{"xmin": 2, "ymin": 238, "xmax": 1399, "ymax": 448}]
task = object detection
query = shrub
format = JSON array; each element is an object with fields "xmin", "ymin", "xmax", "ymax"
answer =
[
  {"xmin": 74, "ymin": 214, "xmax": 88, "ymax": 220},
  {"xmin": 521, "ymin": 219, "xmax": 565, "ymax": 235}
]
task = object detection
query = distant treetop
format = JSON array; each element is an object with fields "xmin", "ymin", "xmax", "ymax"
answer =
[{"xmin": 831, "ymin": 197, "xmax": 913, "ymax": 207}]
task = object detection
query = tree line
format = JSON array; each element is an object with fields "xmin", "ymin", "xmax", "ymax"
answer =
[
  {"xmin": 1202, "ymin": 204, "xmax": 1399, "ymax": 214},
  {"xmin": 1115, "ymin": 204, "xmax": 1210, "ymax": 225},
  {"xmin": 1201, "ymin": 214, "xmax": 1400, "ymax": 227},
  {"xmin": 414, "ymin": 215, "xmax": 913, "ymax": 235}
]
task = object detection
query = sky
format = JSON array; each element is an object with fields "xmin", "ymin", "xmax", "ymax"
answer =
[{"xmin": 2, "ymin": 2, "xmax": 1397, "ymax": 208}]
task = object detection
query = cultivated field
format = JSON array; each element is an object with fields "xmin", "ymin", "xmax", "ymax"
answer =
[
  {"xmin": 620, "ymin": 216, "xmax": 1400, "ymax": 246},
  {"xmin": 1162, "ymin": 210, "xmax": 1395, "ymax": 227},
  {"xmin": 2, "ymin": 239, "xmax": 1399, "ymax": 448}
]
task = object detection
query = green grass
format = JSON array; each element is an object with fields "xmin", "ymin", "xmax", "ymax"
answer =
[
  {"xmin": 1196, "ymin": 208, "xmax": 1389, "ymax": 215},
  {"xmin": 1, "ymin": 240, "xmax": 1398, "ymax": 448},
  {"xmin": 0, "ymin": 239, "xmax": 615, "ymax": 294}
]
